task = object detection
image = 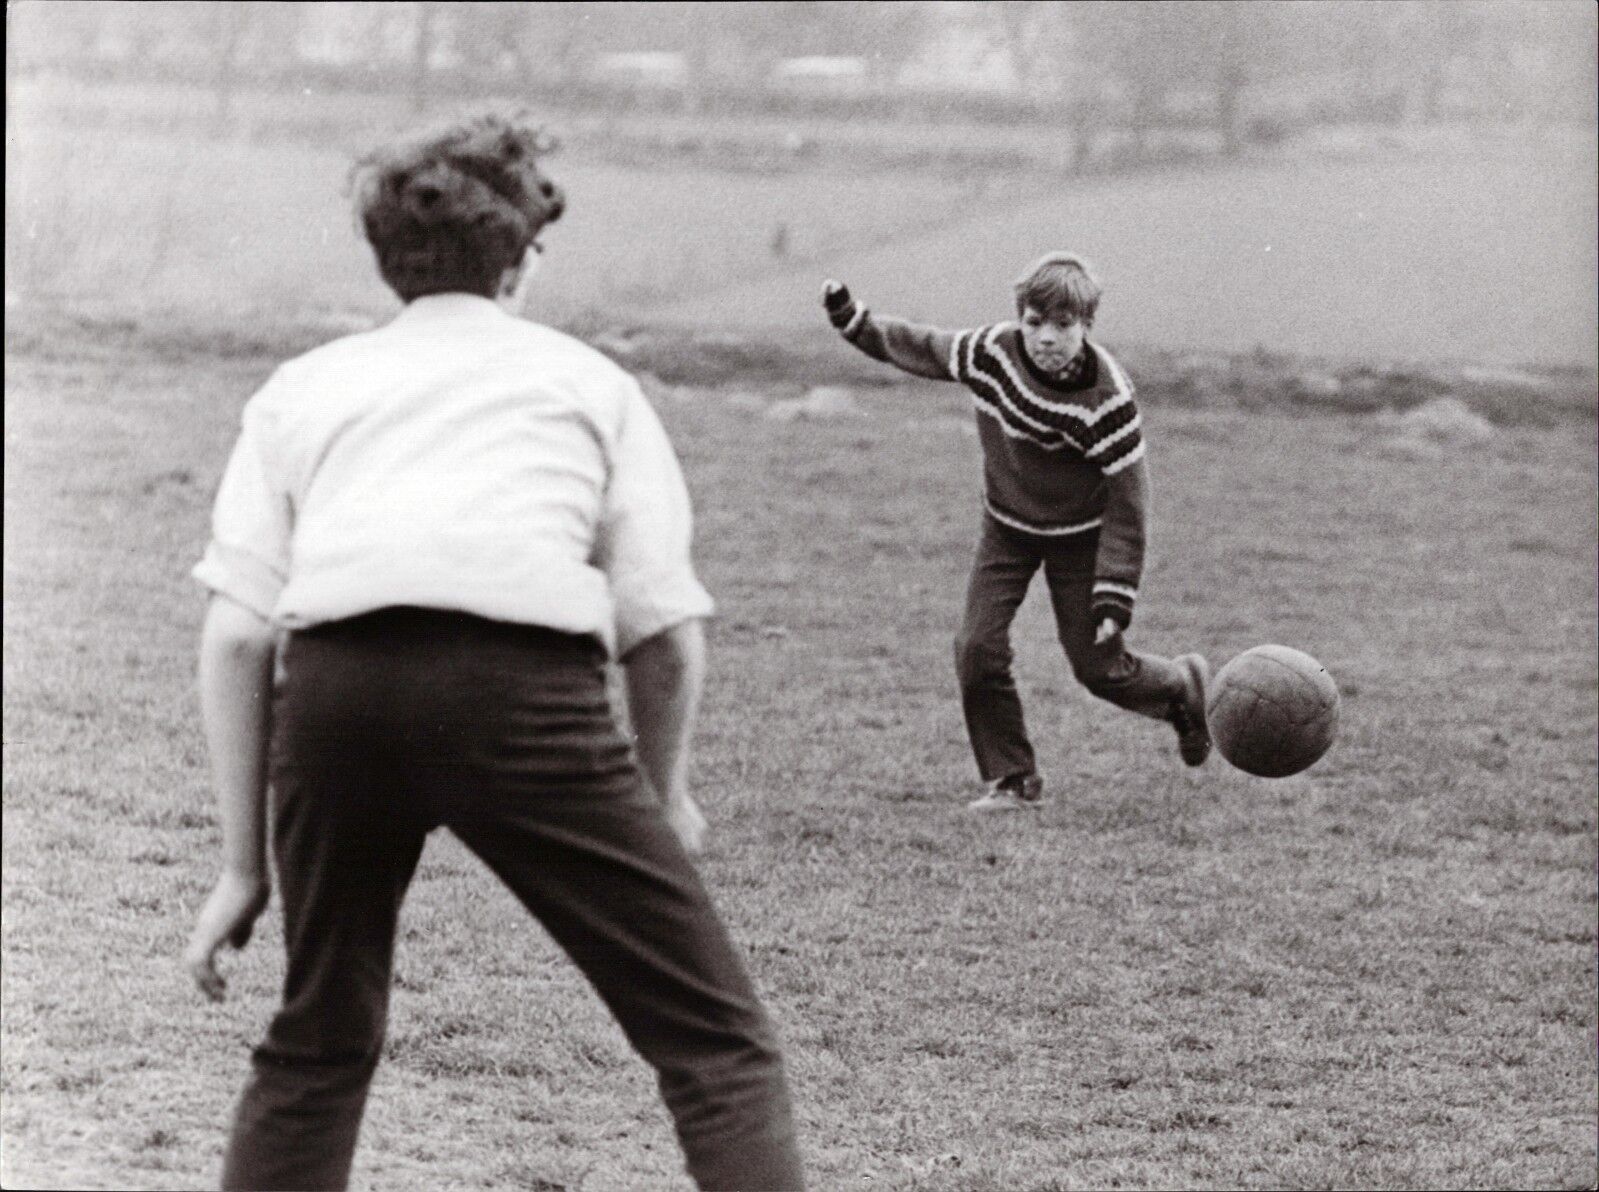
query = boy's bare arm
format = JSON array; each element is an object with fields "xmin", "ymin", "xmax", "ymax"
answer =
[
  {"xmin": 185, "ymin": 595, "xmax": 275, "ymax": 1001},
  {"xmin": 622, "ymin": 618, "xmax": 708, "ymax": 855},
  {"xmin": 822, "ymin": 280, "xmax": 965, "ymax": 381}
]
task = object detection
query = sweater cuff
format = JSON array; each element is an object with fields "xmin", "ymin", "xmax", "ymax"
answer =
[
  {"xmin": 1091, "ymin": 581, "xmax": 1137, "ymax": 631},
  {"xmin": 825, "ymin": 293, "xmax": 859, "ymax": 333}
]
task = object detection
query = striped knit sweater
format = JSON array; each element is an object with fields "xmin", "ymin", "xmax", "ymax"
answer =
[{"xmin": 828, "ymin": 289, "xmax": 1150, "ymax": 629}]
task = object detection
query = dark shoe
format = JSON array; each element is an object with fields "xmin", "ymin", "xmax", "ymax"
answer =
[
  {"xmin": 1170, "ymin": 654, "xmax": 1211, "ymax": 767},
  {"xmin": 967, "ymin": 772, "xmax": 1044, "ymax": 812}
]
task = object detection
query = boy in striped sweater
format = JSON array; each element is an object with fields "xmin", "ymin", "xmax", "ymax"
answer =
[{"xmin": 823, "ymin": 252, "xmax": 1210, "ymax": 811}]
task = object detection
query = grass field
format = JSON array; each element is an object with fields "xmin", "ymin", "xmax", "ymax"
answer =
[{"xmin": 3, "ymin": 306, "xmax": 1595, "ymax": 1189}]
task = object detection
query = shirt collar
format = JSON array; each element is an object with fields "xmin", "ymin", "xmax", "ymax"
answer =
[
  {"xmin": 1016, "ymin": 332, "xmax": 1093, "ymax": 392},
  {"xmin": 391, "ymin": 292, "xmax": 513, "ymax": 325}
]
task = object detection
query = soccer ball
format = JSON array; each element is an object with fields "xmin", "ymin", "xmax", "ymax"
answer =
[{"xmin": 1207, "ymin": 645, "xmax": 1339, "ymax": 778}]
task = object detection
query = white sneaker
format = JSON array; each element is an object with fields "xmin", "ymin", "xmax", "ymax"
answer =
[{"xmin": 966, "ymin": 773, "xmax": 1044, "ymax": 812}]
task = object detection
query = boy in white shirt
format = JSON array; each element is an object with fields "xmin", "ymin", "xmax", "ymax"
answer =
[{"xmin": 184, "ymin": 112, "xmax": 803, "ymax": 1191}]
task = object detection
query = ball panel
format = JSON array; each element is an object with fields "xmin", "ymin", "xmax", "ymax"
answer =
[
  {"xmin": 1207, "ymin": 644, "xmax": 1339, "ymax": 778},
  {"xmin": 1231, "ymin": 645, "xmax": 1339, "ymax": 722}
]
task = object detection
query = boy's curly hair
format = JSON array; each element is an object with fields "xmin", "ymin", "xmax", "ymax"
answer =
[
  {"xmin": 1013, "ymin": 252, "xmax": 1102, "ymax": 326},
  {"xmin": 352, "ymin": 111, "xmax": 566, "ymax": 302}
]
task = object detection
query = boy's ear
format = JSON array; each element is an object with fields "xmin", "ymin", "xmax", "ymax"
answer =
[{"xmin": 498, "ymin": 245, "xmax": 542, "ymax": 310}]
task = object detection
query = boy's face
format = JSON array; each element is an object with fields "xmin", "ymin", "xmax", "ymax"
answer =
[{"xmin": 1019, "ymin": 306, "xmax": 1087, "ymax": 375}]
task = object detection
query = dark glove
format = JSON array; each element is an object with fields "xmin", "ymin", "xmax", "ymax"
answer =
[{"xmin": 822, "ymin": 279, "xmax": 857, "ymax": 330}]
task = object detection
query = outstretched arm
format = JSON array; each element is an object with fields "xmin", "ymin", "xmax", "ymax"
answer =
[
  {"xmin": 823, "ymin": 280, "xmax": 966, "ymax": 381},
  {"xmin": 185, "ymin": 594, "xmax": 275, "ymax": 1002}
]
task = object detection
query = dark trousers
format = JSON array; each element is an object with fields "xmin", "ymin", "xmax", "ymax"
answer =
[
  {"xmin": 221, "ymin": 609, "xmax": 803, "ymax": 1192},
  {"xmin": 954, "ymin": 515, "xmax": 1187, "ymax": 782}
]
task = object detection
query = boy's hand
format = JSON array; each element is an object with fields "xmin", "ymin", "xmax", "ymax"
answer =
[
  {"xmin": 184, "ymin": 869, "xmax": 269, "ymax": 1003},
  {"xmin": 1095, "ymin": 617, "xmax": 1121, "ymax": 645},
  {"xmin": 822, "ymin": 280, "xmax": 856, "ymax": 329},
  {"xmin": 665, "ymin": 792, "xmax": 708, "ymax": 856}
]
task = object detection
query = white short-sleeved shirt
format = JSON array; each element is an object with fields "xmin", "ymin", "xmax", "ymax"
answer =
[{"xmin": 193, "ymin": 293, "xmax": 714, "ymax": 657}]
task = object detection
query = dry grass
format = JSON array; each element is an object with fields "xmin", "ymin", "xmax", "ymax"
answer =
[
  {"xmin": 9, "ymin": 77, "xmax": 1597, "ymax": 371},
  {"xmin": 3, "ymin": 308, "xmax": 1595, "ymax": 1190},
  {"xmin": 4, "ymin": 116, "xmax": 989, "ymax": 332}
]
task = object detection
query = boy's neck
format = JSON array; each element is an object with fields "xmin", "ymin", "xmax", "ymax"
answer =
[{"xmin": 1017, "ymin": 336, "xmax": 1091, "ymax": 390}]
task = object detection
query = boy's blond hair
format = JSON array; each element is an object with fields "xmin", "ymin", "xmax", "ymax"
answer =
[{"xmin": 1013, "ymin": 252, "xmax": 1102, "ymax": 326}]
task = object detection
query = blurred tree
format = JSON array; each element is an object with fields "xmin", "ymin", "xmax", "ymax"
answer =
[
  {"xmin": 513, "ymin": 5, "xmax": 575, "ymax": 82},
  {"xmin": 974, "ymin": 2, "xmax": 1085, "ymax": 158},
  {"xmin": 239, "ymin": 2, "xmax": 308, "ymax": 76},
  {"xmin": 1214, "ymin": 1, "xmax": 1248, "ymax": 153},
  {"xmin": 552, "ymin": 1, "xmax": 942, "ymax": 90},
  {"xmin": 484, "ymin": 3, "xmax": 941, "ymax": 107},
  {"xmin": 1514, "ymin": 0, "xmax": 1599, "ymax": 122},
  {"xmin": 8, "ymin": 0, "xmax": 108, "ymax": 70},
  {"xmin": 1473, "ymin": 0, "xmax": 1597, "ymax": 123},
  {"xmin": 511, "ymin": 2, "xmax": 658, "ymax": 84},
  {"xmin": 412, "ymin": 0, "xmax": 442, "ymax": 112},
  {"xmin": 985, "ymin": 0, "xmax": 1075, "ymax": 98},
  {"xmin": 1376, "ymin": 1, "xmax": 1476, "ymax": 124},
  {"xmin": 1070, "ymin": 0, "xmax": 1263, "ymax": 156},
  {"xmin": 747, "ymin": 1, "xmax": 933, "ymax": 81},
  {"xmin": 1423, "ymin": 1, "xmax": 1478, "ymax": 121},
  {"xmin": 450, "ymin": 1, "xmax": 531, "ymax": 80},
  {"xmin": 211, "ymin": 1, "xmax": 249, "ymax": 131}
]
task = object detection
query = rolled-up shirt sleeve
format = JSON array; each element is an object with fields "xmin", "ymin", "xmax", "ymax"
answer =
[
  {"xmin": 596, "ymin": 385, "xmax": 715, "ymax": 657},
  {"xmin": 192, "ymin": 397, "xmax": 292, "ymax": 620}
]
